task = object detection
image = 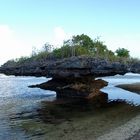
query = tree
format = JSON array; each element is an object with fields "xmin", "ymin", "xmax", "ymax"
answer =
[
  {"xmin": 63, "ymin": 34, "xmax": 94, "ymax": 56},
  {"xmin": 93, "ymin": 40, "xmax": 108, "ymax": 57},
  {"xmin": 72, "ymin": 34, "xmax": 94, "ymax": 48},
  {"xmin": 31, "ymin": 46, "xmax": 38, "ymax": 56},
  {"xmin": 115, "ymin": 48, "xmax": 130, "ymax": 58},
  {"xmin": 43, "ymin": 42, "xmax": 53, "ymax": 53}
]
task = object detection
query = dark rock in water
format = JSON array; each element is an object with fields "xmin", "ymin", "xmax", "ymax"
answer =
[
  {"xmin": 129, "ymin": 62, "xmax": 140, "ymax": 74},
  {"xmin": 0, "ymin": 56, "xmax": 129, "ymax": 77},
  {"xmin": 46, "ymin": 57, "xmax": 129, "ymax": 78},
  {"xmin": 29, "ymin": 76, "xmax": 108, "ymax": 104},
  {"xmin": 1, "ymin": 56, "xmax": 137, "ymax": 102}
]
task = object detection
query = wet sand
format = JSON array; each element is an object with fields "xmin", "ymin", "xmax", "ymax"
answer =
[
  {"xmin": 97, "ymin": 114, "xmax": 140, "ymax": 140},
  {"xmin": 111, "ymin": 82, "xmax": 140, "ymax": 140},
  {"xmin": 116, "ymin": 83, "xmax": 140, "ymax": 95}
]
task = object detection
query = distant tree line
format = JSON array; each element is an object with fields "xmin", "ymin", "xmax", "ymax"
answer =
[
  {"xmin": 3, "ymin": 34, "xmax": 134, "ymax": 66},
  {"xmin": 31, "ymin": 34, "xmax": 130, "ymax": 59}
]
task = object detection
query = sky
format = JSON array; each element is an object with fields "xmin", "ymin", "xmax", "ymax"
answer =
[{"xmin": 0, "ymin": 0, "xmax": 140, "ymax": 64}]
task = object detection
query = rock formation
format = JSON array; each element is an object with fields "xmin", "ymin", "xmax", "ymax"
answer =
[
  {"xmin": 0, "ymin": 56, "xmax": 129, "ymax": 77},
  {"xmin": 29, "ymin": 76, "xmax": 108, "ymax": 106},
  {"xmin": 0, "ymin": 56, "xmax": 139, "ymax": 103}
]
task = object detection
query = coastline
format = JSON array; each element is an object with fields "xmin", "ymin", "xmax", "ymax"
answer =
[
  {"xmin": 18, "ymin": 100, "xmax": 140, "ymax": 140},
  {"xmin": 116, "ymin": 83, "xmax": 140, "ymax": 95},
  {"xmin": 104, "ymin": 82, "xmax": 140, "ymax": 140},
  {"xmin": 97, "ymin": 114, "xmax": 140, "ymax": 140},
  {"xmin": 0, "ymin": 74, "xmax": 140, "ymax": 139}
]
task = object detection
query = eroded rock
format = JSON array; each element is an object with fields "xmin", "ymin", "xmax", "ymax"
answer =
[
  {"xmin": 0, "ymin": 56, "xmax": 130, "ymax": 77},
  {"xmin": 1, "ymin": 56, "xmax": 133, "ymax": 103},
  {"xmin": 30, "ymin": 76, "xmax": 108, "ymax": 104}
]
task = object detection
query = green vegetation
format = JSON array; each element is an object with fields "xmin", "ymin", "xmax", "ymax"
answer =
[
  {"xmin": 115, "ymin": 48, "xmax": 130, "ymax": 58},
  {"xmin": 51, "ymin": 34, "xmax": 116, "ymax": 58},
  {"xmin": 3, "ymin": 34, "xmax": 138, "ymax": 66}
]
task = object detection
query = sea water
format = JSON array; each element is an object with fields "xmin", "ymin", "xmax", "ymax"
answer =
[
  {"xmin": 0, "ymin": 73, "xmax": 139, "ymax": 139},
  {"xmin": 101, "ymin": 73, "xmax": 140, "ymax": 105}
]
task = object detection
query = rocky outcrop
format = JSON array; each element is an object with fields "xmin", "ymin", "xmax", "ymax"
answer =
[
  {"xmin": 46, "ymin": 57, "xmax": 130, "ymax": 79},
  {"xmin": 29, "ymin": 76, "xmax": 108, "ymax": 105},
  {"xmin": 0, "ymin": 59, "xmax": 55, "ymax": 76},
  {"xmin": 129, "ymin": 62, "xmax": 140, "ymax": 74},
  {"xmin": 0, "ymin": 56, "xmax": 129, "ymax": 77},
  {"xmin": 1, "ymin": 56, "xmax": 139, "ymax": 102}
]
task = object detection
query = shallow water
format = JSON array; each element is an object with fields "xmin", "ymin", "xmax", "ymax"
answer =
[
  {"xmin": 101, "ymin": 73, "xmax": 140, "ymax": 105},
  {"xmin": 0, "ymin": 74, "xmax": 56, "ymax": 139},
  {"xmin": 0, "ymin": 73, "xmax": 139, "ymax": 139}
]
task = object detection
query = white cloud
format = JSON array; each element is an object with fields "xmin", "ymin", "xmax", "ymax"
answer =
[
  {"xmin": 0, "ymin": 25, "xmax": 71, "ymax": 65},
  {"xmin": 0, "ymin": 25, "xmax": 139, "ymax": 66},
  {"xmin": 0, "ymin": 25, "xmax": 32, "ymax": 65},
  {"xmin": 103, "ymin": 34, "xmax": 140, "ymax": 58},
  {"xmin": 51, "ymin": 26, "xmax": 72, "ymax": 47}
]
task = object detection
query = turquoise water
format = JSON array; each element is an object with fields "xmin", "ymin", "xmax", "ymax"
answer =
[{"xmin": 0, "ymin": 73, "xmax": 139, "ymax": 139}]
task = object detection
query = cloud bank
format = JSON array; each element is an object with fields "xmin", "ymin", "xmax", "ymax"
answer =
[
  {"xmin": 0, "ymin": 25, "xmax": 32, "ymax": 65},
  {"xmin": 51, "ymin": 26, "xmax": 72, "ymax": 47}
]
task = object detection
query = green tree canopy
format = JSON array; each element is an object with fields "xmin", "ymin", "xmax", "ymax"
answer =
[
  {"xmin": 63, "ymin": 34, "xmax": 94, "ymax": 56},
  {"xmin": 115, "ymin": 48, "xmax": 130, "ymax": 58}
]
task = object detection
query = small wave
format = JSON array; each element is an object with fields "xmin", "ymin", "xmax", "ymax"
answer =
[
  {"xmin": 125, "ymin": 72, "xmax": 140, "ymax": 76},
  {"xmin": 0, "ymin": 73, "xmax": 15, "ymax": 78}
]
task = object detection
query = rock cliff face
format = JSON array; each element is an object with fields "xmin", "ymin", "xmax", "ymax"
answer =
[
  {"xmin": 46, "ymin": 57, "xmax": 129, "ymax": 78},
  {"xmin": 129, "ymin": 62, "xmax": 140, "ymax": 74},
  {"xmin": 0, "ymin": 56, "xmax": 129, "ymax": 77},
  {"xmin": 0, "ymin": 56, "xmax": 139, "ymax": 102}
]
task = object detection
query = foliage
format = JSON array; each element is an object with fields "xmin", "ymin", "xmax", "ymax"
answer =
[
  {"xmin": 33, "ymin": 51, "xmax": 49, "ymax": 60},
  {"xmin": 62, "ymin": 34, "xmax": 94, "ymax": 57},
  {"xmin": 115, "ymin": 48, "xmax": 130, "ymax": 58},
  {"xmin": 15, "ymin": 56, "xmax": 29, "ymax": 64},
  {"xmin": 2, "ymin": 59, "xmax": 16, "ymax": 67},
  {"xmin": 43, "ymin": 42, "xmax": 53, "ymax": 53},
  {"xmin": 59, "ymin": 34, "xmax": 114, "ymax": 58},
  {"xmin": 3, "ymin": 34, "xmax": 135, "ymax": 66}
]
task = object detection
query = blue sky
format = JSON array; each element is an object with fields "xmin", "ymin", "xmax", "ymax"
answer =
[{"xmin": 0, "ymin": 0, "xmax": 140, "ymax": 64}]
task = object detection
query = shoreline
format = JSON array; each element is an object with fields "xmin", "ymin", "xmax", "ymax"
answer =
[
  {"xmin": 116, "ymin": 83, "xmax": 140, "ymax": 95},
  {"xmin": 97, "ymin": 114, "xmax": 140, "ymax": 140},
  {"xmin": 14, "ymin": 77, "xmax": 140, "ymax": 139},
  {"xmin": 108, "ymin": 82, "xmax": 140, "ymax": 140},
  {"xmin": 0, "ymin": 74, "xmax": 140, "ymax": 139},
  {"xmin": 18, "ymin": 100, "xmax": 140, "ymax": 140}
]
